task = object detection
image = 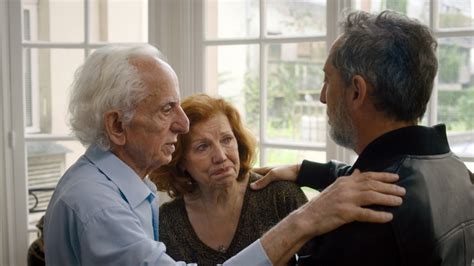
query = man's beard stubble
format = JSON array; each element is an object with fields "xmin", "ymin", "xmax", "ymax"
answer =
[{"xmin": 328, "ymin": 97, "xmax": 357, "ymax": 150}]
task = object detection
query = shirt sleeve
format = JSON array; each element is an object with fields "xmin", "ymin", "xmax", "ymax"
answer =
[
  {"xmin": 73, "ymin": 204, "xmax": 190, "ymax": 266},
  {"xmin": 296, "ymin": 160, "xmax": 352, "ymax": 190},
  {"xmin": 223, "ymin": 240, "xmax": 272, "ymax": 266}
]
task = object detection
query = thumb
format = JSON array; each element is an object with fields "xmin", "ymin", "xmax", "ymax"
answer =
[{"xmin": 250, "ymin": 174, "xmax": 273, "ymax": 190}]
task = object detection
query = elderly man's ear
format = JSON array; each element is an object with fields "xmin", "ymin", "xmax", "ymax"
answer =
[{"xmin": 104, "ymin": 110, "xmax": 126, "ymax": 146}]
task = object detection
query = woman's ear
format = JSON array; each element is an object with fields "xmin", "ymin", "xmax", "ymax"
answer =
[{"xmin": 104, "ymin": 110, "xmax": 126, "ymax": 146}]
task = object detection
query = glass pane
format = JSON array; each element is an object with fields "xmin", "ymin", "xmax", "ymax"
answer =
[
  {"xmin": 205, "ymin": 0, "xmax": 259, "ymax": 39},
  {"xmin": 205, "ymin": 45, "xmax": 260, "ymax": 136},
  {"xmin": 351, "ymin": 0, "xmax": 429, "ymax": 25},
  {"xmin": 27, "ymin": 140, "xmax": 85, "ymax": 242},
  {"xmin": 266, "ymin": 42, "xmax": 326, "ymax": 144},
  {"xmin": 90, "ymin": 0, "xmax": 148, "ymax": 42},
  {"xmin": 265, "ymin": 148, "xmax": 326, "ymax": 166},
  {"xmin": 266, "ymin": 0, "xmax": 326, "ymax": 37},
  {"xmin": 22, "ymin": 0, "xmax": 84, "ymax": 42},
  {"xmin": 465, "ymin": 162, "xmax": 474, "ymax": 172},
  {"xmin": 438, "ymin": 0, "xmax": 474, "ymax": 29},
  {"xmin": 437, "ymin": 37, "xmax": 474, "ymax": 159},
  {"xmin": 23, "ymin": 48, "xmax": 84, "ymax": 134}
]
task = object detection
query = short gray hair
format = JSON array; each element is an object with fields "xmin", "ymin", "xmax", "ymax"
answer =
[
  {"xmin": 333, "ymin": 10, "xmax": 438, "ymax": 122},
  {"xmin": 68, "ymin": 44, "xmax": 163, "ymax": 149}
]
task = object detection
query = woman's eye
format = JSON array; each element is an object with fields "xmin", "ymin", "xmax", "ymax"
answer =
[
  {"xmin": 222, "ymin": 137, "xmax": 233, "ymax": 144},
  {"xmin": 196, "ymin": 143, "xmax": 208, "ymax": 152}
]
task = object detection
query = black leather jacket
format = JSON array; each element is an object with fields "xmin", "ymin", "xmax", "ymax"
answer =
[{"xmin": 297, "ymin": 124, "xmax": 474, "ymax": 266}]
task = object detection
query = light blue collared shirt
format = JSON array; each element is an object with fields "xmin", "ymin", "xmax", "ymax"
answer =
[{"xmin": 44, "ymin": 144, "xmax": 271, "ymax": 265}]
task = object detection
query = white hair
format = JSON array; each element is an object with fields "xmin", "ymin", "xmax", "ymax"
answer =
[{"xmin": 68, "ymin": 44, "xmax": 163, "ymax": 149}]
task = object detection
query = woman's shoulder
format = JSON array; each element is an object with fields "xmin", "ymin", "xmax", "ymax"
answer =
[{"xmin": 159, "ymin": 198, "xmax": 184, "ymax": 214}]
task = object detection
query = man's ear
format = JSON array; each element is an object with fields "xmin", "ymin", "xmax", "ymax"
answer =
[
  {"xmin": 349, "ymin": 74, "xmax": 369, "ymax": 110},
  {"xmin": 104, "ymin": 110, "xmax": 126, "ymax": 146}
]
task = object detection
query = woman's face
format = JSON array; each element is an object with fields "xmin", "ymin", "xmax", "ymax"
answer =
[{"xmin": 181, "ymin": 113, "xmax": 240, "ymax": 189}]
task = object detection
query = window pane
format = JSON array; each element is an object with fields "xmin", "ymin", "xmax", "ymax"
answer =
[
  {"xmin": 205, "ymin": 0, "xmax": 259, "ymax": 39},
  {"xmin": 24, "ymin": 48, "xmax": 84, "ymax": 135},
  {"xmin": 22, "ymin": 0, "xmax": 84, "ymax": 42},
  {"xmin": 465, "ymin": 162, "xmax": 474, "ymax": 172},
  {"xmin": 351, "ymin": 0, "xmax": 429, "ymax": 25},
  {"xmin": 205, "ymin": 45, "xmax": 260, "ymax": 135},
  {"xmin": 90, "ymin": 0, "xmax": 148, "ymax": 42},
  {"xmin": 266, "ymin": 0, "xmax": 326, "ymax": 37},
  {"xmin": 437, "ymin": 37, "xmax": 474, "ymax": 159},
  {"xmin": 438, "ymin": 0, "xmax": 474, "ymax": 29},
  {"xmin": 265, "ymin": 148, "xmax": 326, "ymax": 165},
  {"xmin": 27, "ymin": 140, "xmax": 85, "ymax": 243},
  {"xmin": 266, "ymin": 42, "xmax": 326, "ymax": 144}
]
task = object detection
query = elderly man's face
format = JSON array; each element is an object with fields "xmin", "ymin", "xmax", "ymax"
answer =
[
  {"xmin": 123, "ymin": 57, "xmax": 189, "ymax": 175},
  {"xmin": 320, "ymin": 38, "xmax": 357, "ymax": 150}
]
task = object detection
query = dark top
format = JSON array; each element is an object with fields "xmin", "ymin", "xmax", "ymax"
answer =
[
  {"xmin": 159, "ymin": 172, "xmax": 308, "ymax": 266},
  {"xmin": 296, "ymin": 124, "xmax": 474, "ymax": 266}
]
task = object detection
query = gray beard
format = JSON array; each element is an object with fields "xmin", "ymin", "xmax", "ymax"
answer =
[
  {"xmin": 329, "ymin": 123, "xmax": 357, "ymax": 150},
  {"xmin": 328, "ymin": 101, "xmax": 357, "ymax": 150}
]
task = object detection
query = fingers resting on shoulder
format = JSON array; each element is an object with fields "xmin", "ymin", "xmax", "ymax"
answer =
[{"xmin": 250, "ymin": 164, "xmax": 300, "ymax": 190}]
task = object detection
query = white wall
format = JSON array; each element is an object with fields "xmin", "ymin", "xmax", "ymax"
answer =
[
  {"xmin": 1, "ymin": 0, "xmax": 11, "ymax": 264},
  {"xmin": 0, "ymin": 0, "xmax": 7, "ymax": 262}
]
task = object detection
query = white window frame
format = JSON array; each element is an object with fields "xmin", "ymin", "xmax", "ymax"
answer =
[
  {"xmin": 2, "ymin": 0, "xmax": 29, "ymax": 265},
  {"xmin": 22, "ymin": 4, "xmax": 41, "ymax": 134},
  {"xmin": 2, "ymin": 0, "xmax": 473, "ymax": 264}
]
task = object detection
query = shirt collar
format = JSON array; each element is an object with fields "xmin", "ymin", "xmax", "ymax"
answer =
[
  {"xmin": 352, "ymin": 124, "xmax": 451, "ymax": 172},
  {"xmin": 84, "ymin": 144, "xmax": 155, "ymax": 208}
]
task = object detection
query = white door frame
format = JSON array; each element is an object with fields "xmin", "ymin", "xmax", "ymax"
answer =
[{"xmin": 1, "ymin": 0, "xmax": 29, "ymax": 265}]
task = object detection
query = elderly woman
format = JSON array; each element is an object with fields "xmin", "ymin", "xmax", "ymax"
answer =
[{"xmin": 150, "ymin": 94, "xmax": 308, "ymax": 265}]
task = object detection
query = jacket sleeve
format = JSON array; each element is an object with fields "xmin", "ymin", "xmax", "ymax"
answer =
[{"xmin": 296, "ymin": 160, "xmax": 352, "ymax": 190}]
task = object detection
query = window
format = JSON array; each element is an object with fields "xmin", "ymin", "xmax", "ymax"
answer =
[
  {"xmin": 3, "ymin": 0, "xmax": 474, "ymax": 263},
  {"xmin": 188, "ymin": 0, "xmax": 474, "ymax": 169},
  {"xmin": 20, "ymin": 0, "xmax": 149, "ymax": 245},
  {"xmin": 201, "ymin": 0, "xmax": 334, "ymax": 167}
]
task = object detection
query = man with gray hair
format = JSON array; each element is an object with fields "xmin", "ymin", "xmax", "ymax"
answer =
[
  {"xmin": 253, "ymin": 10, "xmax": 474, "ymax": 265},
  {"xmin": 43, "ymin": 44, "xmax": 406, "ymax": 265}
]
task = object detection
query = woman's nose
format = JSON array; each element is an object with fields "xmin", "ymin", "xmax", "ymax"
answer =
[{"xmin": 212, "ymin": 145, "xmax": 227, "ymax": 164}]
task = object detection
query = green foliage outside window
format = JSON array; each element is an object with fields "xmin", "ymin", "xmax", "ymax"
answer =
[
  {"xmin": 438, "ymin": 45, "xmax": 463, "ymax": 83},
  {"xmin": 438, "ymin": 88, "xmax": 474, "ymax": 131}
]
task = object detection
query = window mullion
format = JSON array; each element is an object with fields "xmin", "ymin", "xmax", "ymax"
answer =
[
  {"xmin": 84, "ymin": 0, "xmax": 90, "ymax": 55},
  {"xmin": 259, "ymin": 0, "xmax": 268, "ymax": 165}
]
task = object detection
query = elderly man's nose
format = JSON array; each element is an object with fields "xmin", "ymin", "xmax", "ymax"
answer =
[{"xmin": 172, "ymin": 106, "xmax": 189, "ymax": 134}]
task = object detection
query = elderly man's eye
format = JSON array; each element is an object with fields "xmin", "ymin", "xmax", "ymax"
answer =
[{"xmin": 162, "ymin": 104, "xmax": 173, "ymax": 113}]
